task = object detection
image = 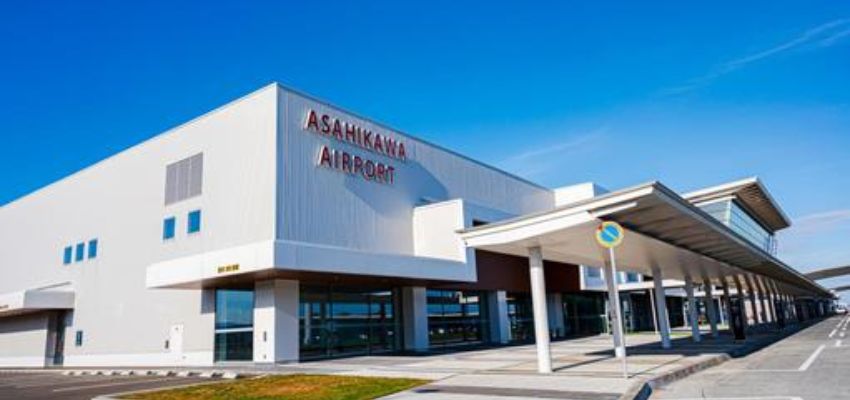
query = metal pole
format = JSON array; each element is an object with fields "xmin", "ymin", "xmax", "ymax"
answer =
[{"xmin": 606, "ymin": 247, "xmax": 628, "ymax": 378}]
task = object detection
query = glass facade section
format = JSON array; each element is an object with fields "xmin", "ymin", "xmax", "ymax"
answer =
[
  {"xmin": 506, "ymin": 293, "xmax": 535, "ymax": 342},
  {"xmin": 699, "ymin": 200, "xmax": 776, "ymax": 254},
  {"xmin": 427, "ymin": 289, "xmax": 489, "ymax": 347},
  {"xmin": 562, "ymin": 293, "xmax": 606, "ymax": 336},
  {"xmin": 729, "ymin": 202, "xmax": 774, "ymax": 253},
  {"xmin": 214, "ymin": 289, "xmax": 254, "ymax": 361},
  {"xmin": 299, "ymin": 285, "xmax": 400, "ymax": 360}
]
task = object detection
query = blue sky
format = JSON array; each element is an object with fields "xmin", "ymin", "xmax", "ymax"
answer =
[{"xmin": 2, "ymin": 2, "xmax": 849, "ymax": 296}]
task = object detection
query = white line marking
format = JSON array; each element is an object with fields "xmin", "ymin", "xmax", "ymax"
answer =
[
  {"xmin": 664, "ymin": 397, "xmax": 803, "ymax": 399},
  {"xmin": 836, "ymin": 339, "xmax": 842, "ymax": 347},
  {"xmin": 829, "ymin": 329, "xmax": 837, "ymax": 338},
  {"xmin": 841, "ymin": 331, "xmax": 846, "ymax": 338},
  {"xmin": 51, "ymin": 377, "xmax": 178, "ymax": 392},
  {"xmin": 798, "ymin": 344, "xmax": 826, "ymax": 371}
]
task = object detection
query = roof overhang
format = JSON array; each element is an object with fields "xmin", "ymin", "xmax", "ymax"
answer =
[
  {"xmin": 0, "ymin": 283, "xmax": 75, "ymax": 318},
  {"xmin": 806, "ymin": 265, "xmax": 850, "ymax": 280},
  {"xmin": 460, "ymin": 182, "xmax": 831, "ymax": 298},
  {"xmin": 683, "ymin": 177, "xmax": 791, "ymax": 231}
]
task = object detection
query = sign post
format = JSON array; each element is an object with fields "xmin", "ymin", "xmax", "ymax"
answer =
[{"xmin": 596, "ymin": 221, "xmax": 629, "ymax": 379}]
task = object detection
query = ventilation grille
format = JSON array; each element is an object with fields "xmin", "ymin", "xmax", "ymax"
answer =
[{"xmin": 165, "ymin": 153, "xmax": 203, "ymax": 205}]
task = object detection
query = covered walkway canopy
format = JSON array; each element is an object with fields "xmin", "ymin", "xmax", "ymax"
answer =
[
  {"xmin": 460, "ymin": 181, "xmax": 831, "ymax": 373},
  {"xmin": 806, "ymin": 265, "xmax": 850, "ymax": 280}
]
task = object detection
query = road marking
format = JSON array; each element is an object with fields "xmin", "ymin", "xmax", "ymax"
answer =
[
  {"xmin": 841, "ymin": 331, "xmax": 846, "ymax": 338},
  {"xmin": 798, "ymin": 344, "xmax": 826, "ymax": 371},
  {"xmin": 829, "ymin": 329, "xmax": 837, "ymax": 338},
  {"xmin": 664, "ymin": 397, "xmax": 803, "ymax": 400},
  {"xmin": 836, "ymin": 339, "xmax": 842, "ymax": 347},
  {"xmin": 51, "ymin": 377, "xmax": 179, "ymax": 392}
]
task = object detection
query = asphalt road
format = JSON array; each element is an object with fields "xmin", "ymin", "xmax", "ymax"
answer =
[
  {"xmin": 0, "ymin": 372, "xmax": 208, "ymax": 400},
  {"xmin": 653, "ymin": 314, "xmax": 850, "ymax": 400}
]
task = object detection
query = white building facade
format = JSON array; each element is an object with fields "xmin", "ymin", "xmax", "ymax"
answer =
[{"xmin": 0, "ymin": 83, "xmax": 832, "ymax": 368}]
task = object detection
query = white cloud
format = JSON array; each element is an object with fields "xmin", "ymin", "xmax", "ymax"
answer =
[
  {"xmin": 791, "ymin": 209, "xmax": 850, "ymax": 234},
  {"xmin": 661, "ymin": 18, "xmax": 850, "ymax": 95},
  {"xmin": 499, "ymin": 126, "xmax": 607, "ymax": 178}
]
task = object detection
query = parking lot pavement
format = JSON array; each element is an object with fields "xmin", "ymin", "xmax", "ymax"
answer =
[
  {"xmin": 652, "ymin": 315, "xmax": 850, "ymax": 400},
  {"xmin": 0, "ymin": 372, "xmax": 209, "ymax": 400}
]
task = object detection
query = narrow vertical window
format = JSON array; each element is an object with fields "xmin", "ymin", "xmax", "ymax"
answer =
[
  {"xmin": 75, "ymin": 331, "xmax": 84, "ymax": 347},
  {"xmin": 74, "ymin": 243, "xmax": 85, "ymax": 262},
  {"xmin": 63, "ymin": 246, "xmax": 73, "ymax": 265},
  {"xmin": 88, "ymin": 239, "xmax": 98, "ymax": 259},
  {"xmin": 188, "ymin": 210, "xmax": 202, "ymax": 234},
  {"xmin": 163, "ymin": 217, "xmax": 176, "ymax": 240}
]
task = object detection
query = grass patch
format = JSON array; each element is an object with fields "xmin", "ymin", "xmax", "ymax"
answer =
[{"xmin": 123, "ymin": 374, "xmax": 427, "ymax": 400}]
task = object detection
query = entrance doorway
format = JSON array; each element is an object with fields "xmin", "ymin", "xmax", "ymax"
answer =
[
  {"xmin": 214, "ymin": 289, "xmax": 254, "ymax": 362},
  {"xmin": 50, "ymin": 311, "xmax": 67, "ymax": 366}
]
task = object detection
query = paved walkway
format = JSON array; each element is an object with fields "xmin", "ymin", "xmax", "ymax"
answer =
[
  {"xmin": 653, "ymin": 316, "xmax": 848, "ymax": 400},
  {"xmin": 276, "ymin": 328, "xmax": 799, "ymax": 399}
]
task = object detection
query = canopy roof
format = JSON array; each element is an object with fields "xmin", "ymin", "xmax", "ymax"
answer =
[
  {"xmin": 806, "ymin": 265, "xmax": 850, "ymax": 280},
  {"xmin": 0, "ymin": 283, "xmax": 75, "ymax": 318},
  {"xmin": 460, "ymin": 181, "xmax": 831, "ymax": 298},
  {"xmin": 683, "ymin": 177, "xmax": 791, "ymax": 232}
]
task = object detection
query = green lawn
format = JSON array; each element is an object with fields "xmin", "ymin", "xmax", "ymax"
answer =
[{"xmin": 123, "ymin": 374, "xmax": 428, "ymax": 400}]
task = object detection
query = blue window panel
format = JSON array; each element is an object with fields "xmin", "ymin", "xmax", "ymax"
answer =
[
  {"xmin": 188, "ymin": 210, "xmax": 201, "ymax": 234},
  {"xmin": 63, "ymin": 246, "xmax": 73, "ymax": 265},
  {"xmin": 75, "ymin": 331, "xmax": 83, "ymax": 347},
  {"xmin": 74, "ymin": 243, "xmax": 85, "ymax": 262},
  {"xmin": 163, "ymin": 217, "xmax": 176, "ymax": 240},
  {"xmin": 88, "ymin": 239, "xmax": 98, "ymax": 259}
]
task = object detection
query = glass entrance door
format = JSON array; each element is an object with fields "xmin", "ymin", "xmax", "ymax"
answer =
[
  {"xmin": 299, "ymin": 285, "xmax": 401, "ymax": 360},
  {"xmin": 214, "ymin": 289, "xmax": 254, "ymax": 362}
]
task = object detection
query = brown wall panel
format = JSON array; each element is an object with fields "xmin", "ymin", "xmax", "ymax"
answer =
[{"xmin": 434, "ymin": 250, "xmax": 581, "ymax": 293}]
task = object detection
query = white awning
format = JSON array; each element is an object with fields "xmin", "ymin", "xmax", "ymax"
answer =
[
  {"xmin": 460, "ymin": 181, "xmax": 831, "ymax": 298},
  {"xmin": 0, "ymin": 283, "xmax": 75, "ymax": 318}
]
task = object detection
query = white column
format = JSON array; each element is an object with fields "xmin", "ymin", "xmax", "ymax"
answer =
[
  {"xmin": 763, "ymin": 279, "xmax": 778, "ymax": 325},
  {"xmin": 648, "ymin": 289, "xmax": 658, "ymax": 334},
  {"xmin": 745, "ymin": 275, "xmax": 762, "ymax": 325},
  {"xmin": 528, "ymin": 246, "xmax": 552, "ymax": 373},
  {"xmin": 253, "ymin": 279, "xmax": 300, "ymax": 363},
  {"xmin": 756, "ymin": 277, "xmax": 771, "ymax": 323},
  {"xmin": 488, "ymin": 290, "xmax": 511, "ymax": 344},
  {"xmin": 603, "ymin": 253, "xmax": 626, "ymax": 358},
  {"xmin": 651, "ymin": 267, "xmax": 671, "ymax": 349},
  {"xmin": 684, "ymin": 276, "xmax": 701, "ymax": 342},
  {"xmin": 721, "ymin": 280, "xmax": 732, "ymax": 329},
  {"xmin": 702, "ymin": 278, "xmax": 719, "ymax": 338},
  {"xmin": 402, "ymin": 286, "xmax": 429, "ymax": 352},
  {"xmin": 547, "ymin": 293, "xmax": 565, "ymax": 339}
]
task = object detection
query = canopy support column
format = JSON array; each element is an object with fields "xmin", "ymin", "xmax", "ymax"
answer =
[
  {"xmin": 684, "ymin": 276, "xmax": 701, "ymax": 342},
  {"xmin": 763, "ymin": 278, "xmax": 778, "ymax": 326},
  {"xmin": 756, "ymin": 277, "xmax": 771, "ymax": 324},
  {"xmin": 703, "ymin": 278, "xmax": 719, "ymax": 338},
  {"xmin": 721, "ymin": 279, "xmax": 733, "ymax": 330},
  {"xmin": 651, "ymin": 267, "xmax": 671, "ymax": 349},
  {"xmin": 745, "ymin": 275, "xmax": 762, "ymax": 326},
  {"xmin": 732, "ymin": 275, "xmax": 749, "ymax": 332},
  {"xmin": 528, "ymin": 246, "xmax": 552, "ymax": 373}
]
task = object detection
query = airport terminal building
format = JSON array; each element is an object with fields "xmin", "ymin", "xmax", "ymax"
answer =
[{"xmin": 0, "ymin": 83, "xmax": 833, "ymax": 368}]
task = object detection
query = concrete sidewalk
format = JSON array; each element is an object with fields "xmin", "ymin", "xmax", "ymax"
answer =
[{"xmin": 288, "ymin": 326, "xmax": 807, "ymax": 400}]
